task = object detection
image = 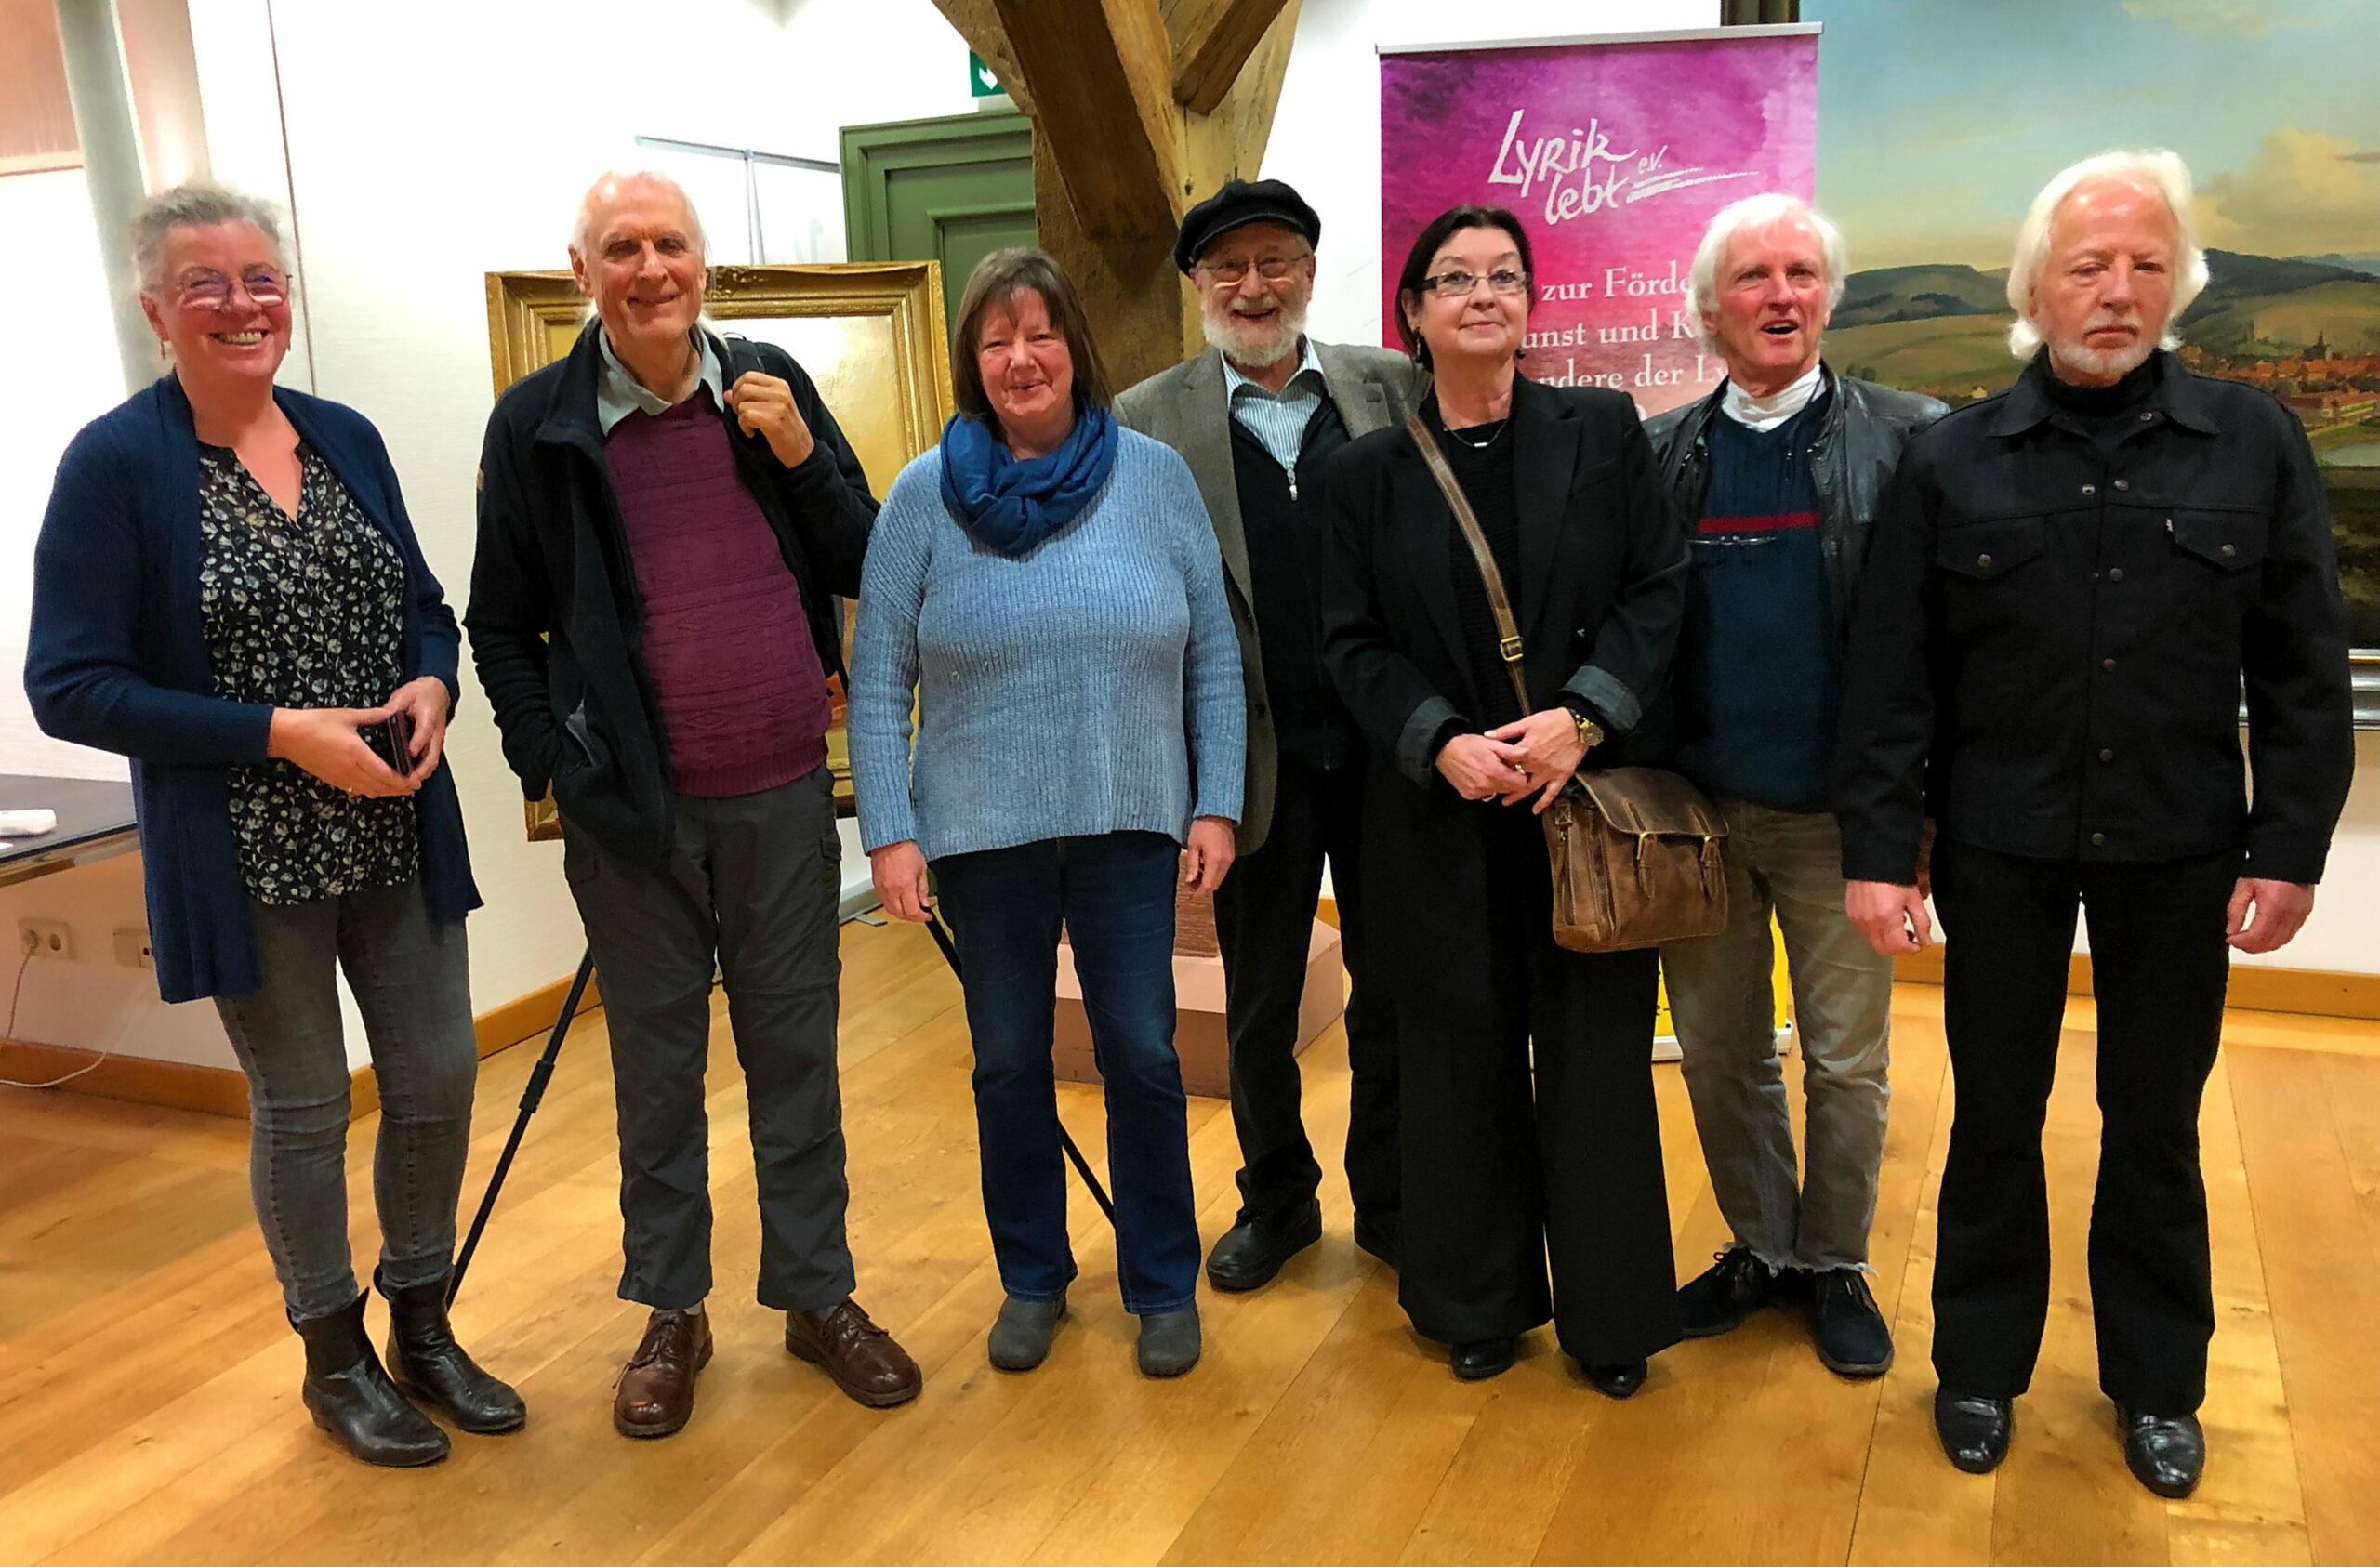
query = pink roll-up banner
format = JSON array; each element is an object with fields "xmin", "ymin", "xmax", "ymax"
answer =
[{"xmin": 1380, "ymin": 26, "xmax": 1819, "ymax": 417}]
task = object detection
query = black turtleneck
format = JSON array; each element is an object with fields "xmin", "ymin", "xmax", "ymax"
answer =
[{"xmin": 2037, "ymin": 349, "xmax": 2162, "ymax": 457}]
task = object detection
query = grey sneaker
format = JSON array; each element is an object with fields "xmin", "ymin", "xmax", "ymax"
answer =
[
  {"xmin": 986, "ymin": 1295, "xmax": 1066, "ymax": 1372},
  {"xmin": 1136, "ymin": 1306, "xmax": 1201, "ymax": 1377}
]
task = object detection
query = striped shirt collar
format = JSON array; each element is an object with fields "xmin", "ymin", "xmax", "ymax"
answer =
[{"xmin": 1221, "ymin": 336, "xmax": 1325, "ymax": 403}]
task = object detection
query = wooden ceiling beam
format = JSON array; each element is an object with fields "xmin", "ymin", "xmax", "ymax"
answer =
[
  {"xmin": 986, "ymin": 0, "xmax": 1181, "ymax": 241},
  {"xmin": 1163, "ymin": 0, "xmax": 1292, "ymax": 116}
]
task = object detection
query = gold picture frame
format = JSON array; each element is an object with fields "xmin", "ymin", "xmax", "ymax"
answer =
[{"xmin": 483, "ymin": 261, "xmax": 954, "ymax": 840}]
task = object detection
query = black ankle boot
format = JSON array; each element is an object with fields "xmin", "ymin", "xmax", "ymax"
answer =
[
  {"xmin": 378, "ymin": 1269, "xmax": 527, "ymax": 1434},
  {"xmin": 290, "ymin": 1292, "xmax": 448, "ymax": 1467}
]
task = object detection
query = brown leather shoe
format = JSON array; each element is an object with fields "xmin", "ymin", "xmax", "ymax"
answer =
[
  {"xmin": 785, "ymin": 1299, "xmax": 921, "ymax": 1409},
  {"xmin": 613, "ymin": 1308, "xmax": 713, "ymax": 1439}
]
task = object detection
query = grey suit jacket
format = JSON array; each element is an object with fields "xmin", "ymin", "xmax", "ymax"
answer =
[{"xmin": 1115, "ymin": 342, "xmax": 1426, "ymax": 853}]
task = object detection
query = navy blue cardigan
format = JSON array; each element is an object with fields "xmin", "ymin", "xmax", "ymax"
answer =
[{"xmin": 24, "ymin": 375, "xmax": 481, "ymax": 1003}]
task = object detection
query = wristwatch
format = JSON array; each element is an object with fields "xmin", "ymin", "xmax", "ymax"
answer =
[{"xmin": 1572, "ymin": 710, "xmax": 1606, "ymax": 752}]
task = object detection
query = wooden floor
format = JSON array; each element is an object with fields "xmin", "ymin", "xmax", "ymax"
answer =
[{"xmin": 5, "ymin": 918, "xmax": 2378, "ymax": 1567}]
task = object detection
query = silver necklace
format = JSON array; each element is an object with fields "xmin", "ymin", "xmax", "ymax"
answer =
[{"xmin": 1444, "ymin": 416, "xmax": 1507, "ymax": 451}]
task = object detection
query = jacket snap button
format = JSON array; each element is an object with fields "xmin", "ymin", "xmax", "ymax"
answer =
[
  {"xmin": 2221, "ymin": 543, "xmax": 2236, "ymax": 557},
  {"xmin": 1978, "ymin": 552, "xmax": 1993, "ymax": 567},
  {"xmin": 2113, "ymin": 480, "xmax": 2130, "ymax": 491},
  {"xmin": 2099, "ymin": 748, "xmax": 2114, "ymax": 762},
  {"xmin": 2091, "ymin": 832, "xmax": 2107, "ymax": 846},
  {"xmin": 2082, "ymin": 483, "xmax": 2096, "ymax": 495},
  {"xmin": 2108, "ymin": 567, "xmax": 2125, "ymax": 582}
]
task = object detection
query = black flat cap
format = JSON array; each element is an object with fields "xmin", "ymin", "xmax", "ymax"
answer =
[{"xmin": 1173, "ymin": 178, "xmax": 1321, "ymax": 275}]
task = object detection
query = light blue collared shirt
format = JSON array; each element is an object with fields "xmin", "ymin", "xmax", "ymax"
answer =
[
  {"xmin": 1223, "ymin": 337, "xmax": 1328, "ymax": 489},
  {"xmin": 593, "ymin": 327, "xmax": 728, "ymax": 434}
]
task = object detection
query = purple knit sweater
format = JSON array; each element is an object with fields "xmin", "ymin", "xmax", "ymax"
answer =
[{"xmin": 604, "ymin": 394, "xmax": 829, "ymax": 797}]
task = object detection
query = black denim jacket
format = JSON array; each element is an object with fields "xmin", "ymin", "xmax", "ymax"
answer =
[{"xmin": 1834, "ymin": 351, "xmax": 2353, "ymax": 886}]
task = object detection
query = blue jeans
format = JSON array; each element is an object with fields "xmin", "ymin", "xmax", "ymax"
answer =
[{"xmin": 933, "ymin": 832, "xmax": 1199, "ymax": 1314}]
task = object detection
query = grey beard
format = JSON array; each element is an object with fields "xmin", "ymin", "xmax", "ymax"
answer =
[{"xmin": 1202, "ymin": 300, "xmax": 1307, "ymax": 368}]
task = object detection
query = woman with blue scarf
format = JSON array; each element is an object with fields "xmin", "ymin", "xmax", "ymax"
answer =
[{"xmin": 848, "ymin": 248, "xmax": 1245, "ymax": 1378}]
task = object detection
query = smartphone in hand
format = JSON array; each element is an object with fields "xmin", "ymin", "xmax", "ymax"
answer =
[{"xmin": 364, "ymin": 709, "xmax": 416, "ymax": 773}]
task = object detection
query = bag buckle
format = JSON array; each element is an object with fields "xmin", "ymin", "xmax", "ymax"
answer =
[{"xmin": 1499, "ymin": 636, "xmax": 1524, "ymax": 664}]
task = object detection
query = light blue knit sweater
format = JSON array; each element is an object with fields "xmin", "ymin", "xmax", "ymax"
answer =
[{"xmin": 848, "ymin": 428, "xmax": 1245, "ymax": 861}]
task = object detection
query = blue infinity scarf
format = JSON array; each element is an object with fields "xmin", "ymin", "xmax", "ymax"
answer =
[{"xmin": 937, "ymin": 402, "xmax": 1119, "ymax": 558}]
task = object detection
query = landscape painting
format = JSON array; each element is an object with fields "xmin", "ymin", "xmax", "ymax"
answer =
[{"xmin": 1806, "ymin": 0, "xmax": 2380, "ymax": 660}]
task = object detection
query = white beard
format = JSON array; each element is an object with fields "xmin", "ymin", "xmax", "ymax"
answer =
[
  {"xmin": 2047, "ymin": 321, "xmax": 2156, "ymax": 383},
  {"xmin": 1201, "ymin": 296, "xmax": 1308, "ymax": 369}
]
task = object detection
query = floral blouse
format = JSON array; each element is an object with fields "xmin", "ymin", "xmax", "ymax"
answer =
[{"xmin": 197, "ymin": 442, "xmax": 417, "ymax": 905}]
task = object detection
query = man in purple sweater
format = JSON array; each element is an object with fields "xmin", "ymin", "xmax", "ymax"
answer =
[{"xmin": 468, "ymin": 172, "xmax": 919, "ymax": 1434}]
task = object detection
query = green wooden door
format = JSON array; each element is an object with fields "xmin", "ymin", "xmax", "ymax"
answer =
[{"xmin": 840, "ymin": 111, "xmax": 1036, "ymax": 336}]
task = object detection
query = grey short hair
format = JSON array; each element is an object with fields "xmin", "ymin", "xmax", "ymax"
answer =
[
  {"xmin": 569, "ymin": 170, "xmax": 708, "ymax": 261},
  {"xmin": 1686, "ymin": 192, "xmax": 1848, "ymax": 351},
  {"xmin": 2005, "ymin": 149, "xmax": 2208, "ymax": 359},
  {"xmin": 130, "ymin": 182, "xmax": 288, "ymax": 294}
]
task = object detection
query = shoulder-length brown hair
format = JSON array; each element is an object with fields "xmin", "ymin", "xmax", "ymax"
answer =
[{"xmin": 949, "ymin": 246, "xmax": 1113, "ymax": 425}]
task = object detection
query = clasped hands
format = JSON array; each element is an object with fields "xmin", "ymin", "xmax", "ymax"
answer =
[
  {"xmin": 265, "ymin": 675, "xmax": 452, "ymax": 797},
  {"xmin": 1435, "ymin": 708, "xmax": 1588, "ymax": 814}
]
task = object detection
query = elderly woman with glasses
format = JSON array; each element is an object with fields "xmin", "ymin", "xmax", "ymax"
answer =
[
  {"xmin": 1318, "ymin": 204, "xmax": 1689, "ymax": 1395},
  {"xmin": 848, "ymin": 246, "xmax": 1243, "ymax": 1379},
  {"xmin": 25, "ymin": 183, "xmax": 518, "ymax": 1466}
]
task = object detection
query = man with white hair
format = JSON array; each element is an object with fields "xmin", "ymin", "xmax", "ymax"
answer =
[
  {"xmin": 1836, "ymin": 150, "xmax": 2353, "ymax": 1496},
  {"xmin": 1644, "ymin": 193, "xmax": 1944, "ymax": 1378},
  {"xmin": 1114, "ymin": 179, "xmax": 1422, "ymax": 1292},
  {"xmin": 468, "ymin": 172, "xmax": 921, "ymax": 1434}
]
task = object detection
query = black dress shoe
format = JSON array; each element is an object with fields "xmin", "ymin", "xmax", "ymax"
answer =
[
  {"xmin": 1810, "ymin": 1269, "xmax": 1894, "ymax": 1378},
  {"xmin": 1206, "ymin": 1199, "xmax": 1323, "ymax": 1292},
  {"xmin": 1449, "ymin": 1337, "xmax": 1516, "ymax": 1381},
  {"xmin": 2116, "ymin": 1406, "xmax": 2205, "ymax": 1499},
  {"xmin": 1934, "ymin": 1387, "xmax": 2015, "ymax": 1474},
  {"xmin": 1676, "ymin": 1248, "xmax": 1791, "ymax": 1337},
  {"xmin": 1580, "ymin": 1359, "xmax": 1648, "ymax": 1400},
  {"xmin": 1352, "ymin": 1210, "xmax": 1401, "ymax": 1271}
]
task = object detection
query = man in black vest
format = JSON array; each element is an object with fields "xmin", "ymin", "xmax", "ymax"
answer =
[
  {"xmin": 1116, "ymin": 180, "xmax": 1423, "ymax": 1289},
  {"xmin": 1837, "ymin": 149, "xmax": 2354, "ymax": 1498}
]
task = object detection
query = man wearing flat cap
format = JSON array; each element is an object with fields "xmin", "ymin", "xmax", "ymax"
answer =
[{"xmin": 1117, "ymin": 178, "xmax": 1424, "ymax": 1292}]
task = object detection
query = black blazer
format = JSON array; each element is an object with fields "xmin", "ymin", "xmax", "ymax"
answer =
[{"xmin": 1319, "ymin": 375, "xmax": 1687, "ymax": 791}]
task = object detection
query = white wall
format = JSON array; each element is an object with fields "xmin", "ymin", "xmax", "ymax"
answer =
[{"xmin": 0, "ymin": 170, "xmax": 130, "ymax": 784}]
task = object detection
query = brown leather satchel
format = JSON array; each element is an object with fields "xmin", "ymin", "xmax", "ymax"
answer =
[{"xmin": 1407, "ymin": 411, "xmax": 1728, "ymax": 953}]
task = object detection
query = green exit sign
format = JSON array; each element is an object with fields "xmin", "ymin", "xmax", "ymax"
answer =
[{"xmin": 969, "ymin": 51, "xmax": 1003, "ymax": 98}]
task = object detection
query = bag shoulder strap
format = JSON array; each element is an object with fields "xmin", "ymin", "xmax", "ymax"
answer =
[{"xmin": 1406, "ymin": 410, "xmax": 1530, "ymax": 716}]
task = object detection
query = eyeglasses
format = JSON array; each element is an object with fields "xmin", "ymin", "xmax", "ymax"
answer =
[
  {"xmin": 1197, "ymin": 254, "xmax": 1310, "ymax": 286},
  {"xmin": 1421, "ymin": 268, "xmax": 1528, "ymax": 298},
  {"xmin": 172, "ymin": 268, "xmax": 289, "ymax": 309}
]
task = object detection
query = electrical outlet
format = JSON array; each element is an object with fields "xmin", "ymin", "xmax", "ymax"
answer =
[
  {"xmin": 19, "ymin": 919, "xmax": 73, "ymax": 960},
  {"xmin": 114, "ymin": 928, "xmax": 154, "ymax": 969}
]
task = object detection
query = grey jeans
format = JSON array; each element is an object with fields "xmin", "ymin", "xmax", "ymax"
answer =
[
  {"xmin": 213, "ymin": 877, "xmax": 478, "ymax": 1322},
  {"xmin": 562, "ymin": 768, "xmax": 855, "ymax": 1313},
  {"xmin": 1660, "ymin": 794, "xmax": 1893, "ymax": 1273}
]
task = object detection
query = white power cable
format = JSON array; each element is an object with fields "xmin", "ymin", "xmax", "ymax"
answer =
[{"xmin": 0, "ymin": 940, "xmax": 113, "ymax": 1090}]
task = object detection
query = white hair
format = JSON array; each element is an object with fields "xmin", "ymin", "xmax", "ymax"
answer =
[
  {"xmin": 130, "ymin": 182, "xmax": 288, "ymax": 294},
  {"xmin": 1686, "ymin": 192, "xmax": 1849, "ymax": 351},
  {"xmin": 569, "ymin": 169, "xmax": 708, "ymax": 261},
  {"xmin": 2005, "ymin": 148, "xmax": 2208, "ymax": 359}
]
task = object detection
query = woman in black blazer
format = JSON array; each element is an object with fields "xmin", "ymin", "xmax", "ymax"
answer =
[{"xmin": 1320, "ymin": 205, "xmax": 1688, "ymax": 1394}]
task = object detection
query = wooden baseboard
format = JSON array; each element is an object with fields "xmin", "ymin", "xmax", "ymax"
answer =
[
  {"xmin": 0, "ymin": 968, "xmax": 603, "ymax": 1121},
  {"xmin": 0, "ymin": 1040, "xmax": 252, "ymax": 1116},
  {"xmin": 1893, "ymin": 945, "xmax": 2380, "ymax": 1021}
]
